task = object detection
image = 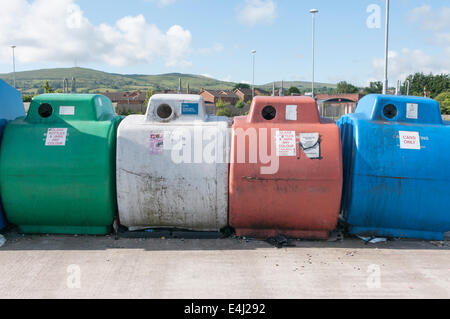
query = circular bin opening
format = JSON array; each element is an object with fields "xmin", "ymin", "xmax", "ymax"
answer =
[
  {"xmin": 38, "ymin": 103, "xmax": 53, "ymax": 118},
  {"xmin": 157, "ymin": 104, "xmax": 173, "ymax": 120},
  {"xmin": 262, "ymin": 105, "xmax": 277, "ymax": 121},
  {"xmin": 383, "ymin": 104, "xmax": 398, "ymax": 119}
]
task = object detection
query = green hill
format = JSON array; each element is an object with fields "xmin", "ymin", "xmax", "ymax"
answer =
[{"xmin": 0, "ymin": 67, "xmax": 336, "ymax": 94}]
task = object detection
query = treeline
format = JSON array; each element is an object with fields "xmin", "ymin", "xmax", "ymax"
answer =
[{"xmin": 335, "ymin": 73, "xmax": 450, "ymax": 114}]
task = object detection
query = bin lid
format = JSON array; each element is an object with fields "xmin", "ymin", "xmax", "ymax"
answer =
[
  {"xmin": 146, "ymin": 94, "xmax": 207, "ymax": 122},
  {"xmin": 26, "ymin": 94, "xmax": 116, "ymax": 123},
  {"xmin": 0, "ymin": 79, "xmax": 26, "ymax": 120},
  {"xmin": 246, "ymin": 96, "xmax": 320, "ymax": 124},
  {"xmin": 355, "ymin": 94, "xmax": 443, "ymax": 125}
]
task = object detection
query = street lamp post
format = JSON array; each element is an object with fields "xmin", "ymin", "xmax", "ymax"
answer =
[
  {"xmin": 11, "ymin": 46, "xmax": 16, "ymax": 88},
  {"xmin": 310, "ymin": 9, "xmax": 319, "ymax": 98},
  {"xmin": 251, "ymin": 50, "xmax": 256, "ymax": 100},
  {"xmin": 383, "ymin": 0, "xmax": 390, "ymax": 95}
]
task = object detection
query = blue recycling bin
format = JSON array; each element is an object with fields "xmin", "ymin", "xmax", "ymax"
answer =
[
  {"xmin": 338, "ymin": 94, "xmax": 450, "ymax": 240},
  {"xmin": 0, "ymin": 79, "xmax": 26, "ymax": 230}
]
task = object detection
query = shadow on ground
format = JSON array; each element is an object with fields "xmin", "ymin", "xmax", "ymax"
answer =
[{"xmin": 1, "ymin": 226, "xmax": 449, "ymax": 252}]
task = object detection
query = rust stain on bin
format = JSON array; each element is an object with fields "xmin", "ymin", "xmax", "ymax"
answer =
[{"xmin": 229, "ymin": 96, "xmax": 343, "ymax": 240}]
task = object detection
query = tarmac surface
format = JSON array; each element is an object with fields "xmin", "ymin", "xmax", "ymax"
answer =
[{"xmin": 0, "ymin": 229, "xmax": 449, "ymax": 299}]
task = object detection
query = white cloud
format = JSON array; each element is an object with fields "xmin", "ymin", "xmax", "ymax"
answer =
[
  {"xmin": 369, "ymin": 5, "xmax": 450, "ymax": 84},
  {"xmin": 145, "ymin": 0, "xmax": 176, "ymax": 7},
  {"xmin": 0, "ymin": 0, "xmax": 192, "ymax": 68},
  {"xmin": 408, "ymin": 5, "xmax": 450, "ymax": 46},
  {"xmin": 237, "ymin": 0, "xmax": 277, "ymax": 27},
  {"xmin": 198, "ymin": 43, "xmax": 224, "ymax": 55},
  {"xmin": 372, "ymin": 49, "xmax": 450, "ymax": 83},
  {"xmin": 408, "ymin": 5, "xmax": 450, "ymax": 32}
]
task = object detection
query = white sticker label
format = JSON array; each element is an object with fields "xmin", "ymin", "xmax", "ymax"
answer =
[
  {"xmin": 150, "ymin": 133, "xmax": 164, "ymax": 155},
  {"xmin": 59, "ymin": 106, "xmax": 75, "ymax": 116},
  {"xmin": 399, "ymin": 131, "xmax": 421, "ymax": 150},
  {"xmin": 276, "ymin": 131, "xmax": 297, "ymax": 157},
  {"xmin": 45, "ymin": 128, "xmax": 68, "ymax": 146},
  {"xmin": 286, "ymin": 105, "xmax": 297, "ymax": 121},
  {"xmin": 406, "ymin": 103, "xmax": 418, "ymax": 119},
  {"xmin": 300, "ymin": 133, "xmax": 321, "ymax": 159}
]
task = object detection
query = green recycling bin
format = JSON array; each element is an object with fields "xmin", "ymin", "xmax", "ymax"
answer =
[{"xmin": 0, "ymin": 94, "xmax": 122, "ymax": 235}]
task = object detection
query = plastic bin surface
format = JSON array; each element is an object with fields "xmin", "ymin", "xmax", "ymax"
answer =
[
  {"xmin": 229, "ymin": 96, "xmax": 343, "ymax": 239},
  {"xmin": 0, "ymin": 79, "xmax": 26, "ymax": 230},
  {"xmin": 117, "ymin": 94, "xmax": 229, "ymax": 231},
  {"xmin": 338, "ymin": 94, "xmax": 450, "ymax": 240},
  {"xmin": 0, "ymin": 94, "xmax": 121, "ymax": 235}
]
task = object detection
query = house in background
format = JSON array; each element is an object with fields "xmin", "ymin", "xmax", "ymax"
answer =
[
  {"xmin": 199, "ymin": 89, "xmax": 240, "ymax": 105},
  {"xmin": 315, "ymin": 93, "xmax": 363, "ymax": 120},
  {"xmin": 234, "ymin": 88, "xmax": 268, "ymax": 102},
  {"xmin": 103, "ymin": 91, "xmax": 147, "ymax": 114}
]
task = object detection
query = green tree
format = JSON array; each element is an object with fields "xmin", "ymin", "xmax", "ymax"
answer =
[
  {"xmin": 22, "ymin": 95, "xmax": 35, "ymax": 102},
  {"xmin": 363, "ymin": 81, "xmax": 383, "ymax": 95},
  {"xmin": 216, "ymin": 98, "xmax": 226, "ymax": 108},
  {"xmin": 402, "ymin": 73, "xmax": 450, "ymax": 98},
  {"xmin": 435, "ymin": 91, "xmax": 450, "ymax": 115},
  {"xmin": 216, "ymin": 107, "xmax": 231, "ymax": 117},
  {"xmin": 235, "ymin": 99, "xmax": 245, "ymax": 109},
  {"xmin": 144, "ymin": 88, "xmax": 155, "ymax": 106},
  {"xmin": 287, "ymin": 86, "xmax": 301, "ymax": 95},
  {"xmin": 43, "ymin": 80, "xmax": 54, "ymax": 93},
  {"xmin": 336, "ymin": 81, "xmax": 359, "ymax": 94},
  {"xmin": 233, "ymin": 83, "xmax": 250, "ymax": 90}
]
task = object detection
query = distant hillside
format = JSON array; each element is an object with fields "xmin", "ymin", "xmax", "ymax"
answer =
[
  {"xmin": 0, "ymin": 67, "xmax": 336, "ymax": 94},
  {"xmin": 260, "ymin": 81, "xmax": 337, "ymax": 91}
]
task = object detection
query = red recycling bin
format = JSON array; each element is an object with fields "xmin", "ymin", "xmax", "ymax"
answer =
[{"xmin": 229, "ymin": 96, "xmax": 343, "ymax": 239}]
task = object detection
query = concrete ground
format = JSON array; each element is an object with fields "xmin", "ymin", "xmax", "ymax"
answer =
[{"xmin": 0, "ymin": 230, "xmax": 449, "ymax": 299}]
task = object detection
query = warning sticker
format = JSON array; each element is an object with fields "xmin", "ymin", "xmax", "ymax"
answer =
[
  {"xmin": 286, "ymin": 105, "xmax": 297, "ymax": 121},
  {"xmin": 150, "ymin": 133, "xmax": 164, "ymax": 155},
  {"xmin": 399, "ymin": 131, "xmax": 421, "ymax": 150},
  {"xmin": 59, "ymin": 106, "xmax": 75, "ymax": 116},
  {"xmin": 406, "ymin": 103, "xmax": 418, "ymax": 119},
  {"xmin": 276, "ymin": 131, "xmax": 297, "ymax": 157},
  {"xmin": 45, "ymin": 128, "xmax": 67, "ymax": 146}
]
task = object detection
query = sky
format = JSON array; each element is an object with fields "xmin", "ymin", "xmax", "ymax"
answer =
[{"xmin": 0, "ymin": 0, "xmax": 449, "ymax": 86}]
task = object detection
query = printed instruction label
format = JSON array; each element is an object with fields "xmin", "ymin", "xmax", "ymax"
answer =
[
  {"xmin": 181, "ymin": 103, "xmax": 199, "ymax": 115},
  {"xmin": 59, "ymin": 106, "xmax": 75, "ymax": 116},
  {"xmin": 406, "ymin": 103, "xmax": 418, "ymax": 119},
  {"xmin": 276, "ymin": 131, "xmax": 297, "ymax": 157},
  {"xmin": 286, "ymin": 105, "xmax": 298, "ymax": 121},
  {"xmin": 399, "ymin": 131, "xmax": 421, "ymax": 150},
  {"xmin": 45, "ymin": 128, "xmax": 67, "ymax": 146},
  {"xmin": 150, "ymin": 132, "xmax": 164, "ymax": 155}
]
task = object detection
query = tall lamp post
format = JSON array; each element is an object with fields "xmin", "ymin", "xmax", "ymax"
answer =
[
  {"xmin": 310, "ymin": 9, "xmax": 319, "ymax": 98},
  {"xmin": 251, "ymin": 50, "xmax": 256, "ymax": 100},
  {"xmin": 383, "ymin": 0, "xmax": 390, "ymax": 95},
  {"xmin": 11, "ymin": 45, "xmax": 17, "ymax": 88}
]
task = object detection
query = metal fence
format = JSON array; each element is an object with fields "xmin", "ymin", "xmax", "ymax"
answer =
[{"xmin": 318, "ymin": 102, "xmax": 357, "ymax": 121}]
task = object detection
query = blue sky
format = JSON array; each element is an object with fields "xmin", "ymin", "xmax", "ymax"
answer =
[{"xmin": 0, "ymin": 0, "xmax": 449, "ymax": 86}]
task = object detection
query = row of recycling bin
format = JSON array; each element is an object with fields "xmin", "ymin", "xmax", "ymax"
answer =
[{"xmin": 0, "ymin": 78, "xmax": 449, "ymax": 240}]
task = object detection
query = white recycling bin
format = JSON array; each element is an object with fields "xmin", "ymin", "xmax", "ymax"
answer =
[{"xmin": 116, "ymin": 94, "xmax": 230, "ymax": 231}]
